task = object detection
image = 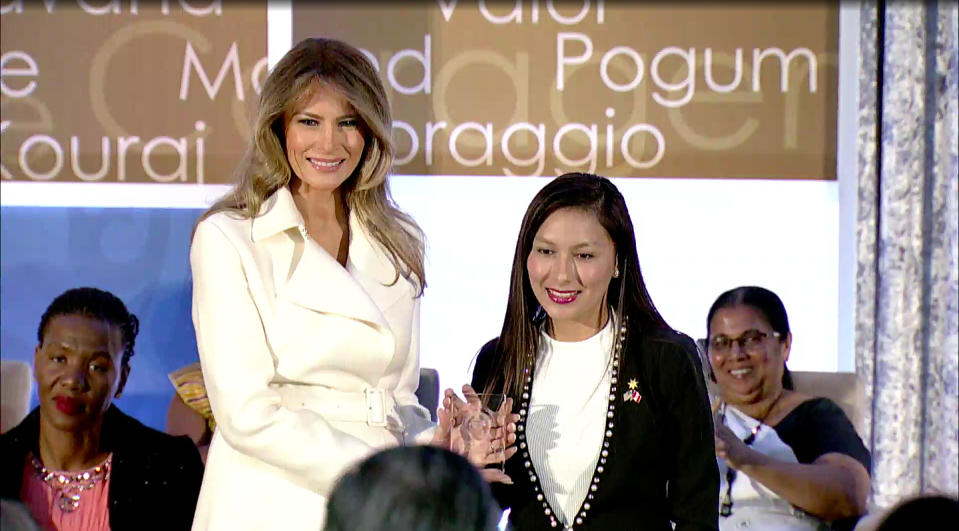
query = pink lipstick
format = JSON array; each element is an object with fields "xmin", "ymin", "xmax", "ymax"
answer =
[{"xmin": 547, "ymin": 289, "xmax": 578, "ymax": 304}]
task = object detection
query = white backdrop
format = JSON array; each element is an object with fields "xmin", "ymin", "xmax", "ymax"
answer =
[
  {"xmin": 392, "ymin": 176, "xmax": 844, "ymax": 393},
  {"xmin": 0, "ymin": 173, "xmax": 847, "ymax": 397}
]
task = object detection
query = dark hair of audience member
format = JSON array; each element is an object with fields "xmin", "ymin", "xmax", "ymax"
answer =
[
  {"xmin": 36, "ymin": 287, "xmax": 140, "ymax": 367},
  {"xmin": 706, "ymin": 285, "xmax": 795, "ymax": 390},
  {"xmin": 875, "ymin": 494, "xmax": 959, "ymax": 531},
  {"xmin": 0, "ymin": 499, "xmax": 41, "ymax": 531},
  {"xmin": 324, "ymin": 445, "xmax": 501, "ymax": 531}
]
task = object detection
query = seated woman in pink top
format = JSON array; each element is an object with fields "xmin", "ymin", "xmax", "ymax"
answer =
[{"xmin": 0, "ymin": 287, "xmax": 204, "ymax": 531}]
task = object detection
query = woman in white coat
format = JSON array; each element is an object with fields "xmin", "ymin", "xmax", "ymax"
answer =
[{"xmin": 189, "ymin": 38, "xmax": 463, "ymax": 530}]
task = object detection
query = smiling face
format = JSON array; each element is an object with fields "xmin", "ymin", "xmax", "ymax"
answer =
[
  {"xmin": 707, "ymin": 304, "xmax": 790, "ymax": 407},
  {"xmin": 284, "ymin": 82, "xmax": 366, "ymax": 194},
  {"xmin": 34, "ymin": 314, "xmax": 128, "ymax": 434},
  {"xmin": 526, "ymin": 207, "xmax": 617, "ymax": 341}
]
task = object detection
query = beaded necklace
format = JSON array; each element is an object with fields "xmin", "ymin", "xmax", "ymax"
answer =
[
  {"xmin": 515, "ymin": 316, "xmax": 627, "ymax": 530},
  {"xmin": 30, "ymin": 453, "xmax": 112, "ymax": 513}
]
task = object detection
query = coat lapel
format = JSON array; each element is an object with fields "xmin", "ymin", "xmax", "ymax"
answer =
[
  {"xmin": 346, "ymin": 214, "xmax": 411, "ymax": 313},
  {"xmin": 252, "ymin": 187, "xmax": 410, "ymax": 332},
  {"xmin": 253, "ymin": 188, "xmax": 395, "ymax": 334},
  {"xmin": 282, "ymin": 238, "xmax": 392, "ymax": 331}
]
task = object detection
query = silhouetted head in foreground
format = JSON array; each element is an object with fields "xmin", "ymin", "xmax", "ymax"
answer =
[{"xmin": 324, "ymin": 445, "xmax": 501, "ymax": 531}]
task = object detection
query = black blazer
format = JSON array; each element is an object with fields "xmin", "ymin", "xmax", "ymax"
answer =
[
  {"xmin": 472, "ymin": 330, "xmax": 719, "ymax": 531},
  {"xmin": 1, "ymin": 405, "xmax": 204, "ymax": 530}
]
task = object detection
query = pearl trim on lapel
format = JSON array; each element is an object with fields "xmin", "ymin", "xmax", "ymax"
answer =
[{"xmin": 515, "ymin": 317, "xmax": 627, "ymax": 529}]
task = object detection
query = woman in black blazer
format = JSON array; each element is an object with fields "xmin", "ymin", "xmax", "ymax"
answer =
[
  {"xmin": 2, "ymin": 405, "xmax": 204, "ymax": 530},
  {"xmin": 470, "ymin": 173, "xmax": 718, "ymax": 530},
  {"xmin": 0, "ymin": 287, "xmax": 203, "ymax": 530}
]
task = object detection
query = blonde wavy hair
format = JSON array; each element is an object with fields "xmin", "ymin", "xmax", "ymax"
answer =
[{"xmin": 198, "ymin": 38, "xmax": 425, "ymax": 295}]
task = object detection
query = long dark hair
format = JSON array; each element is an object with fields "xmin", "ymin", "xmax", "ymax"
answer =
[
  {"xmin": 706, "ymin": 285, "xmax": 794, "ymax": 390},
  {"xmin": 486, "ymin": 173, "xmax": 673, "ymax": 398}
]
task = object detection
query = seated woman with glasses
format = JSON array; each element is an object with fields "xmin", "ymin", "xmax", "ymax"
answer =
[{"xmin": 706, "ymin": 286, "xmax": 871, "ymax": 531}]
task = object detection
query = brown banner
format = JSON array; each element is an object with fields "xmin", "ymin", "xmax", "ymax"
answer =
[
  {"xmin": 293, "ymin": 1, "xmax": 838, "ymax": 179},
  {"xmin": 1, "ymin": 1, "xmax": 266, "ymax": 184},
  {"xmin": 1, "ymin": 1, "xmax": 837, "ymax": 183}
]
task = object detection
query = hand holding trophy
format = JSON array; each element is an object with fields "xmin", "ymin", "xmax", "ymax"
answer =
[{"xmin": 439, "ymin": 385, "xmax": 518, "ymax": 484}]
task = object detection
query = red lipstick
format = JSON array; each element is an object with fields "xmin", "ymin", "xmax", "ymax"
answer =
[{"xmin": 54, "ymin": 396, "xmax": 83, "ymax": 415}]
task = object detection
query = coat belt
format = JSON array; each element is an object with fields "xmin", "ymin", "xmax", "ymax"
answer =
[{"xmin": 273, "ymin": 384, "xmax": 403, "ymax": 431}]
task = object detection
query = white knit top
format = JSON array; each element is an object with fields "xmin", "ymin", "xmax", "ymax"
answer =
[{"xmin": 527, "ymin": 318, "xmax": 615, "ymax": 526}]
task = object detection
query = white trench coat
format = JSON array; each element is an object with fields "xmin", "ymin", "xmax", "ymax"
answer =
[{"xmin": 189, "ymin": 187, "xmax": 434, "ymax": 530}]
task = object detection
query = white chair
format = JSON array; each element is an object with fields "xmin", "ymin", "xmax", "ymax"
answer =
[{"xmin": 1, "ymin": 359, "xmax": 33, "ymax": 433}]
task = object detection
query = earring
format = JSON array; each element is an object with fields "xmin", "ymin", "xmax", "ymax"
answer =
[{"xmin": 613, "ymin": 266, "xmax": 620, "ymax": 278}]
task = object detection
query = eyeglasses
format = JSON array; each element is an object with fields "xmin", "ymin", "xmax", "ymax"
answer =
[{"xmin": 708, "ymin": 330, "xmax": 780, "ymax": 355}]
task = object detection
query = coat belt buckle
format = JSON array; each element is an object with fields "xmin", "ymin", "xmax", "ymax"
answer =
[{"xmin": 364, "ymin": 388, "xmax": 388, "ymax": 427}]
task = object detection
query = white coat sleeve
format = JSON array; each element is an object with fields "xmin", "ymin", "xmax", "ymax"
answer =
[
  {"xmin": 392, "ymin": 295, "xmax": 437, "ymax": 444},
  {"xmin": 191, "ymin": 220, "xmax": 373, "ymax": 495}
]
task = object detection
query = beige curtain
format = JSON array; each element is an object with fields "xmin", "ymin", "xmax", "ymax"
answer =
[{"xmin": 855, "ymin": 0, "xmax": 958, "ymax": 508}]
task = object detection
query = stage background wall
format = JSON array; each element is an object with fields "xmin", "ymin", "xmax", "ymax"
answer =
[
  {"xmin": 0, "ymin": 206, "xmax": 203, "ymax": 429},
  {"xmin": 0, "ymin": 1, "xmax": 857, "ymax": 432}
]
